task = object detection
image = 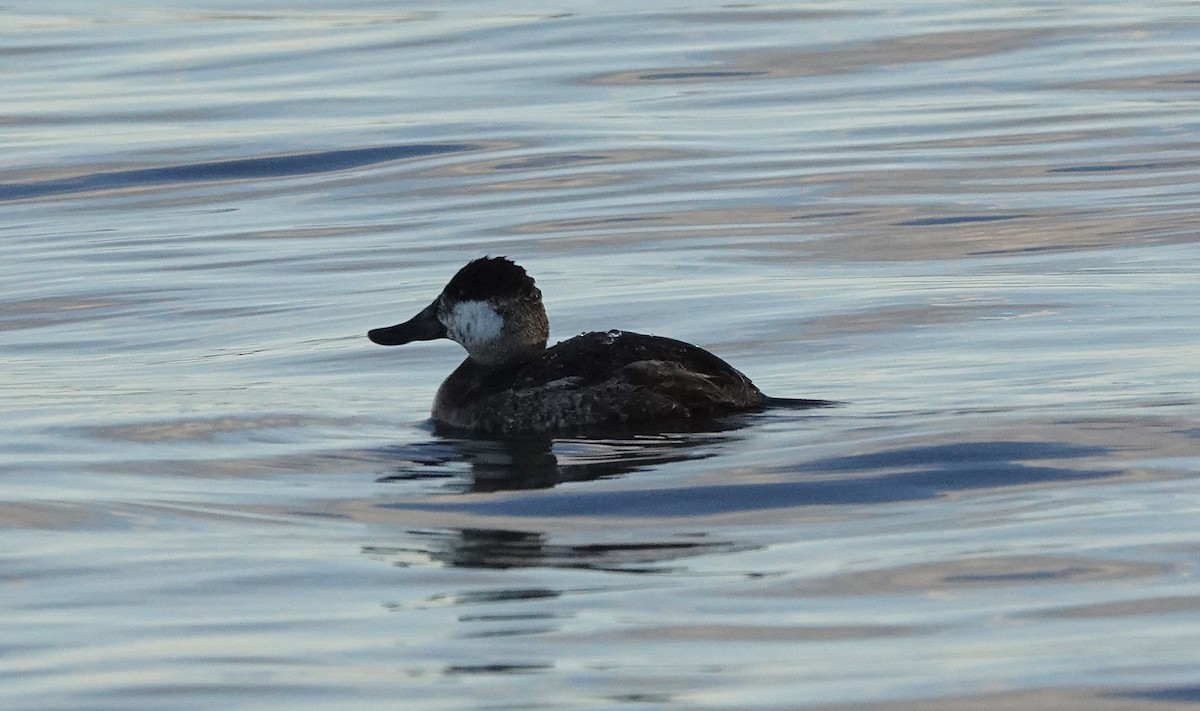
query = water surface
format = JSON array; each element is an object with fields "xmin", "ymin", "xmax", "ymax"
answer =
[{"xmin": 4, "ymin": 1, "xmax": 1200, "ymax": 709}]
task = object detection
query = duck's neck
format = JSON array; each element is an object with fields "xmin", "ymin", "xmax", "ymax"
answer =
[
  {"xmin": 463, "ymin": 340, "xmax": 546, "ymax": 368},
  {"xmin": 435, "ymin": 353, "xmax": 531, "ymax": 412}
]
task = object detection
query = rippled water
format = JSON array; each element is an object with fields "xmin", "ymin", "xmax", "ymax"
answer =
[{"xmin": 5, "ymin": 1, "xmax": 1200, "ymax": 709}]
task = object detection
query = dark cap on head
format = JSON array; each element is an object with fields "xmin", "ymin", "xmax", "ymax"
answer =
[{"xmin": 442, "ymin": 256, "xmax": 538, "ymax": 303}]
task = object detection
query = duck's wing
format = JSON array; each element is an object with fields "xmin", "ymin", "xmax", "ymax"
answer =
[{"xmin": 512, "ymin": 331, "xmax": 764, "ymax": 412}]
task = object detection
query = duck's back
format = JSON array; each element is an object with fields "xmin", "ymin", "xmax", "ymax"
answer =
[{"xmin": 433, "ymin": 330, "xmax": 765, "ymax": 434}]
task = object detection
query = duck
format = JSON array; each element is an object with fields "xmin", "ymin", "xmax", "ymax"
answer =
[{"xmin": 368, "ymin": 257, "xmax": 829, "ymax": 435}]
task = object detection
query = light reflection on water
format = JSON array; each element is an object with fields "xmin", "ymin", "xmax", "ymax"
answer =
[{"xmin": 3, "ymin": 1, "xmax": 1200, "ymax": 709}]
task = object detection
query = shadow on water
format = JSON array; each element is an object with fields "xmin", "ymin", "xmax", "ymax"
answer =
[
  {"xmin": 374, "ymin": 438, "xmax": 1122, "ymax": 520},
  {"xmin": 0, "ymin": 143, "xmax": 480, "ymax": 201},
  {"xmin": 799, "ymin": 441, "xmax": 1118, "ymax": 495},
  {"xmin": 1112, "ymin": 686, "xmax": 1200, "ymax": 704}
]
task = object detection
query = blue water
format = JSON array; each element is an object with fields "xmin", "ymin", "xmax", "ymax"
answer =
[{"xmin": 4, "ymin": 1, "xmax": 1200, "ymax": 709}]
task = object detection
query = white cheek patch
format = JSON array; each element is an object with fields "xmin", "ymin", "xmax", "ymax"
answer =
[{"xmin": 445, "ymin": 300, "xmax": 503, "ymax": 351}]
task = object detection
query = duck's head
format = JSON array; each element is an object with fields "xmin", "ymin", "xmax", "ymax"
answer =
[{"xmin": 368, "ymin": 257, "xmax": 550, "ymax": 366}]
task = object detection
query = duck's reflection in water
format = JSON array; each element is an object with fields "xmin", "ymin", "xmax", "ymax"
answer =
[
  {"xmin": 367, "ymin": 424, "xmax": 756, "ymax": 572},
  {"xmin": 376, "ymin": 420, "xmax": 748, "ymax": 493},
  {"xmin": 366, "ymin": 526, "xmax": 752, "ymax": 573}
]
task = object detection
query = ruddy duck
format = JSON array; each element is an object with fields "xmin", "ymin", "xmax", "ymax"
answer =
[{"xmin": 369, "ymin": 257, "xmax": 829, "ymax": 434}]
